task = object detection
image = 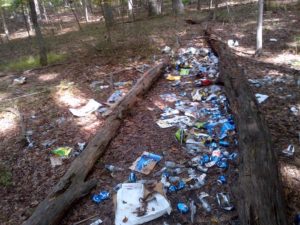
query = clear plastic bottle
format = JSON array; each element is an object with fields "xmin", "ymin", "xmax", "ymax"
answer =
[{"xmin": 105, "ymin": 164, "xmax": 124, "ymax": 172}]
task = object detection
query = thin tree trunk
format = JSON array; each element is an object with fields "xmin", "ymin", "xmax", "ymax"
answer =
[
  {"xmin": 197, "ymin": 0, "xmax": 201, "ymax": 10},
  {"xmin": 70, "ymin": 4, "xmax": 82, "ymax": 30},
  {"xmin": 41, "ymin": 0, "xmax": 48, "ymax": 23},
  {"xmin": 21, "ymin": 1, "xmax": 31, "ymax": 37},
  {"xmin": 34, "ymin": 0, "xmax": 41, "ymax": 20},
  {"xmin": 83, "ymin": 0, "xmax": 89, "ymax": 22},
  {"xmin": 28, "ymin": 0, "xmax": 48, "ymax": 66},
  {"xmin": 100, "ymin": 0, "xmax": 112, "ymax": 43},
  {"xmin": 0, "ymin": 7, "xmax": 9, "ymax": 41},
  {"xmin": 256, "ymin": 0, "xmax": 264, "ymax": 56},
  {"xmin": 26, "ymin": 7, "xmax": 33, "ymax": 32},
  {"xmin": 213, "ymin": 0, "xmax": 219, "ymax": 20}
]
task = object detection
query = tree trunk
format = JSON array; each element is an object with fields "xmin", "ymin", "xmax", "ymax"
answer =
[
  {"xmin": 148, "ymin": 0, "xmax": 162, "ymax": 16},
  {"xmin": 22, "ymin": 62, "xmax": 168, "ymax": 225},
  {"xmin": 70, "ymin": 4, "xmax": 82, "ymax": 30},
  {"xmin": 41, "ymin": 0, "xmax": 48, "ymax": 23},
  {"xmin": 256, "ymin": 0, "xmax": 263, "ymax": 56},
  {"xmin": 197, "ymin": 0, "xmax": 201, "ymax": 10},
  {"xmin": 26, "ymin": 6, "xmax": 33, "ymax": 32},
  {"xmin": 28, "ymin": 0, "xmax": 47, "ymax": 66},
  {"xmin": 213, "ymin": 0, "xmax": 219, "ymax": 20},
  {"xmin": 0, "ymin": 7, "xmax": 9, "ymax": 41},
  {"xmin": 83, "ymin": 0, "xmax": 89, "ymax": 22},
  {"xmin": 21, "ymin": 1, "xmax": 31, "ymax": 37},
  {"xmin": 33, "ymin": 0, "xmax": 41, "ymax": 20},
  {"xmin": 206, "ymin": 31, "xmax": 288, "ymax": 225},
  {"xmin": 102, "ymin": 1, "xmax": 114, "ymax": 26},
  {"xmin": 172, "ymin": 0, "xmax": 184, "ymax": 15}
]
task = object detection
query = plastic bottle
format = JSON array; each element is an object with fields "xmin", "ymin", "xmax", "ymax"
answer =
[
  {"xmin": 198, "ymin": 192, "xmax": 211, "ymax": 213},
  {"xmin": 105, "ymin": 164, "xmax": 124, "ymax": 172}
]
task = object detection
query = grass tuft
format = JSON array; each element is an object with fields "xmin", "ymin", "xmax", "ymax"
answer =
[{"xmin": 0, "ymin": 52, "xmax": 66, "ymax": 72}]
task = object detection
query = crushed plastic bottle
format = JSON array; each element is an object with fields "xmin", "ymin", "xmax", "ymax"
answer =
[
  {"xmin": 105, "ymin": 164, "xmax": 124, "ymax": 172},
  {"xmin": 165, "ymin": 161, "xmax": 184, "ymax": 168},
  {"xmin": 199, "ymin": 192, "xmax": 211, "ymax": 213},
  {"xmin": 216, "ymin": 192, "xmax": 234, "ymax": 211}
]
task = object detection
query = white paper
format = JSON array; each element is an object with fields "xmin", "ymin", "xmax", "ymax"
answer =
[
  {"xmin": 156, "ymin": 116, "xmax": 193, "ymax": 128},
  {"xmin": 255, "ymin": 94, "xmax": 269, "ymax": 104},
  {"xmin": 69, "ymin": 99, "xmax": 102, "ymax": 117},
  {"xmin": 50, "ymin": 157, "xmax": 63, "ymax": 167},
  {"xmin": 115, "ymin": 183, "xmax": 171, "ymax": 225}
]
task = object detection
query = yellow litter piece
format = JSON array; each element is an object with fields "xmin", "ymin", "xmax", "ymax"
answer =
[{"xmin": 166, "ymin": 74, "xmax": 181, "ymax": 81}]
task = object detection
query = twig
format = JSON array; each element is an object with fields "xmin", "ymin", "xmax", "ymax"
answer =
[
  {"xmin": 0, "ymin": 89, "xmax": 50, "ymax": 103},
  {"xmin": 72, "ymin": 214, "xmax": 99, "ymax": 225}
]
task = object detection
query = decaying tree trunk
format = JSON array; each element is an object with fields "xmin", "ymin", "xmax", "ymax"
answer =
[
  {"xmin": 206, "ymin": 31, "xmax": 288, "ymax": 225},
  {"xmin": 172, "ymin": 0, "xmax": 184, "ymax": 15},
  {"xmin": 148, "ymin": 0, "xmax": 162, "ymax": 16},
  {"xmin": 22, "ymin": 62, "xmax": 168, "ymax": 225}
]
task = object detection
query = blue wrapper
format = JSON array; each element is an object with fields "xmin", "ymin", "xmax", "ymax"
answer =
[
  {"xmin": 92, "ymin": 191, "xmax": 110, "ymax": 203},
  {"xmin": 177, "ymin": 203, "xmax": 189, "ymax": 214},
  {"xmin": 217, "ymin": 175, "xmax": 227, "ymax": 184}
]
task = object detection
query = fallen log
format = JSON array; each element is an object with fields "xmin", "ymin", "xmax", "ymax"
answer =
[
  {"xmin": 22, "ymin": 61, "xmax": 168, "ymax": 225},
  {"xmin": 205, "ymin": 32, "xmax": 288, "ymax": 225}
]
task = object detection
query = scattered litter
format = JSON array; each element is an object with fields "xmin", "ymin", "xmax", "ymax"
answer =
[
  {"xmin": 114, "ymin": 81, "xmax": 133, "ymax": 87},
  {"xmin": 105, "ymin": 164, "xmax": 124, "ymax": 173},
  {"xmin": 90, "ymin": 81, "xmax": 108, "ymax": 91},
  {"xmin": 25, "ymin": 130, "xmax": 34, "ymax": 148},
  {"xmin": 198, "ymin": 192, "xmax": 211, "ymax": 213},
  {"xmin": 216, "ymin": 193, "xmax": 234, "ymax": 211},
  {"xmin": 50, "ymin": 157, "xmax": 63, "ymax": 167},
  {"xmin": 217, "ymin": 175, "xmax": 227, "ymax": 185},
  {"xmin": 42, "ymin": 139, "xmax": 56, "ymax": 148},
  {"xmin": 89, "ymin": 219, "xmax": 103, "ymax": 225},
  {"xmin": 177, "ymin": 203, "xmax": 189, "ymax": 214},
  {"xmin": 130, "ymin": 152, "xmax": 162, "ymax": 175},
  {"xmin": 255, "ymin": 93, "xmax": 269, "ymax": 103},
  {"xmin": 166, "ymin": 74, "xmax": 181, "ymax": 81},
  {"xmin": 290, "ymin": 105, "xmax": 300, "ymax": 116},
  {"xmin": 269, "ymin": 38, "xmax": 278, "ymax": 42},
  {"xmin": 180, "ymin": 69, "xmax": 190, "ymax": 76},
  {"xmin": 115, "ymin": 183, "xmax": 171, "ymax": 225},
  {"xmin": 69, "ymin": 99, "xmax": 102, "ymax": 117},
  {"xmin": 92, "ymin": 191, "xmax": 110, "ymax": 204},
  {"xmin": 107, "ymin": 90, "xmax": 124, "ymax": 104},
  {"xmin": 13, "ymin": 76, "xmax": 26, "ymax": 85},
  {"xmin": 227, "ymin": 39, "xmax": 239, "ymax": 48},
  {"xmin": 156, "ymin": 116, "xmax": 193, "ymax": 128},
  {"xmin": 51, "ymin": 147, "xmax": 72, "ymax": 157},
  {"xmin": 160, "ymin": 93, "xmax": 178, "ymax": 102},
  {"xmin": 128, "ymin": 172, "xmax": 137, "ymax": 183},
  {"xmin": 162, "ymin": 46, "xmax": 172, "ymax": 54},
  {"xmin": 282, "ymin": 144, "xmax": 295, "ymax": 157}
]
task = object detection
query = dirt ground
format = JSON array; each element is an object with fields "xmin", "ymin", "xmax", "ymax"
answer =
[{"xmin": 0, "ymin": 3, "xmax": 299, "ymax": 225}]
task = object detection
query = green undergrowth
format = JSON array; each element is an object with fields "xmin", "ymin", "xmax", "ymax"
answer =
[
  {"xmin": 0, "ymin": 52, "xmax": 67, "ymax": 72},
  {"xmin": 0, "ymin": 163, "xmax": 12, "ymax": 187}
]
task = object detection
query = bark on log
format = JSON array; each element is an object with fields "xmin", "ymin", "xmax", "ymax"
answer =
[
  {"xmin": 205, "ymin": 31, "xmax": 288, "ymax": 225},
  {"xmin": 22, "ymin": 62, "xmax": 168, "ymax": 225}
]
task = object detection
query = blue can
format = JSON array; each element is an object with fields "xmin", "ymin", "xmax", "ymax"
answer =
[
  {"xmin": 128, "ymin": 172, "xmax": 137, "ymax": 183},
  {"xmin": 177, "ymin": 180, "xmax": 185, "ymax": 190},
  {"xmin": 217, "ymin": 160, "xmax": 228, "ymax": 169},
  {"xmin": 219, "ymin": 141, "xmax": 230, "ymax": 147},
  {"xmin": 177, "ymin": 203, "xmax": 189, "ymax": 214},
  {"xmin": 217, "ymin": 175, "xmax": 227, "ymax": 184},
  {"xmin": 228, "ymin": 152, "xmax": 238, "ymax": 160},
  {"xmin": 168, "ymin": 185, "xmax": 177, "ymax": 193},
  {"xmin": 92, "ymin": 191, "xmax": 110, "ymax": 203}
]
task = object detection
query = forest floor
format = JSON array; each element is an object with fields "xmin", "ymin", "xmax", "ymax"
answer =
[{"xmin": 0, "ymin": 2, "xmax": 300, "ymax": 225}]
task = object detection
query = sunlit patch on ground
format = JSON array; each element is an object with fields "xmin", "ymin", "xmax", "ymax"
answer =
[
  {"xmin": 281, "ymin": 162, "xmax": 300, "ymax": 187},
  {"xmin": 53, "ymin": 82, "xmax": 87, "ymax": 108},
  {"xmin": 75, "ymin": 115, "xmax": 104, "ymax": 134},
  {"xmin": 0, "ymin": 111, "xmax": 18, "ymax": 135},
  {"xmin": 268, "ymin": 52, "xmax": 300, "ymax": 66},
  {"xmin": 38, "ymin": 73, "xmax": 59, "ymax": 81}
]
